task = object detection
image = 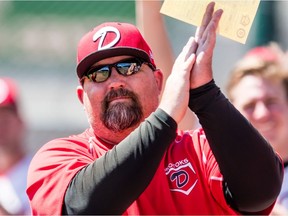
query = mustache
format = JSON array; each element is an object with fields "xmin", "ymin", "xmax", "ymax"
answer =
[
  {"xmin": 105, "ymin": 88, "xmax": 137, "ymax": 103},
  {"xmin": 101, "ymin": 88, "xmax": 143, "ymax": 132}
]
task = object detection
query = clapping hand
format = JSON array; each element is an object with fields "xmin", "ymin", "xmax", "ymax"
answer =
[{"xmin": 159, "ymin": 2, "xmax": 223, "ymax": 123}]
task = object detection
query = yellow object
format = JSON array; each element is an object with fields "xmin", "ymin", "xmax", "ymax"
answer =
[{"xmin": 160, "ymin": 0, "xmax": 260, "ymax": 44}]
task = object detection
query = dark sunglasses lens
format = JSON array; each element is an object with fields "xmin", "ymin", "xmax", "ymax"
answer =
[
  {"xmin": 89, "ymin": 67, "xmax": 110, "ymax": 83},
  {"xmin": 86, "ymin": 59, "xmax": 143, "ymax": 83},
  {"xmin": 117, "ymin": 61, "xmax": 141, "ymax": 76}
]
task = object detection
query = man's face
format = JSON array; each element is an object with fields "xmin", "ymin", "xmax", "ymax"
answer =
[
  {"xmin": 230, "ymin": 75, "xmax": 288, "ymax": 154},
  {"xmin": 77, "ymin": 55, "xmax": 163, "ymax": 141}
]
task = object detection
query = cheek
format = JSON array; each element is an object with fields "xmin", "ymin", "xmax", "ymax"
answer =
[
  {"xmin": 271, "ymin": 107, "xmax": 288, "ymax": 124},
  {"xmin": 232, "ymin": 103, "xmax": 253, "ymax": 121},
  {"xmin": 233, "ymin": 101, "xmax": 253, "ymax": 118},
  {"xmin": 238, "ymin": 110, "xmax": 252, "ymax": 122},
  {"xmin": 83, "ymin": 89, "xmax": 103, "ymax": 116},
  {"xmin": 138, "ymin": 81, "xmax": 161, "ymax": 114}
]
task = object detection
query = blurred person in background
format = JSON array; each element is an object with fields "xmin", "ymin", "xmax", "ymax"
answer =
[
  {"xmin": 0, "ymin": 77, "xmax": 31, "ymax": 215},
  {"xmin": 226, "ymin": 42, "xmax": 288, "ymax": 215},
  {"xmin": 135, "ymin": 0, "xmax": 198, "ymax": 130}
]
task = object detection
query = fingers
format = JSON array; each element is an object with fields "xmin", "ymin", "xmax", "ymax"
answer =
[
  {"xmin": 173, "ymin": 36, "xmax": 197, "ymax": 79},
  {"xmin": 159, "ymin": 37, "xmax": 197, "ymax": 123},
  {"xmin": 182, "ymin": 37, "xmax": 198, "ymax": 61},
  {"xmin": 201, "ymin": 8, "xmax": 223, "ymax": 45},
  {"xmin": 184, "ymin": 38, "xmax": 197, "ymax": 71},
  {"xmin": 195, "ymin": 2, "xmax": 215, "ymax": 42},
  {"xmin": 188, "ymin": 2, "xmax": 223, "ymax": 89}
]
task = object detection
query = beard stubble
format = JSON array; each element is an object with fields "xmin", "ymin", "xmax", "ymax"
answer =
[{"xmin": 101, "ymin": 88, "xmax": 143, "ymax": 132}]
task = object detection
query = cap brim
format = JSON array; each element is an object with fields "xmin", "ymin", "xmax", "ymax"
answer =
[{"xmin": 77, "ymin": 47, "xmax": 151, "ymax": 78}]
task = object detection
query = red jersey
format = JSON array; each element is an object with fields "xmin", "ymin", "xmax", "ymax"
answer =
[{"xmin": 27, "ymin": 127, "xmax": 240, "ymax": 215}]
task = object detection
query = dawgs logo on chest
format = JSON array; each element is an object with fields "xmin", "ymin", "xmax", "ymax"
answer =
[{"xmin": 165, "ymin": 158, "xmax": 198, "ymax": 195}]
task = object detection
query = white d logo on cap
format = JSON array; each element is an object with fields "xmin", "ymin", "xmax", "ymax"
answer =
[{"xmin": 93, "ymin": 26, "xmax": 120, "ymax": 51}]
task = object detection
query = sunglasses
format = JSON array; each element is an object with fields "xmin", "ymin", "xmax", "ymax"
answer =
[{"xmin": 81, "ymin": 58, "xmax": 155, "ymax": 83}]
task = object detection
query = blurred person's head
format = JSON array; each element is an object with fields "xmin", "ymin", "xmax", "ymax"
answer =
[
  {"xmin": 0, "ymin": 77, "xmax": 26, "ymax": 173},
  {"xmin": 226, "ymin": 42, "xmax": 288, "ymax": 161},
  {"xmin": 76, "ymin": 22, "xmax": 163, "ymax": 144}
]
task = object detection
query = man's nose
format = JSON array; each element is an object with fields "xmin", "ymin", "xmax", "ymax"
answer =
[
  {"xmin": 253, "ymin": 102, "xmax": 270, "ymax": 120},
  {"xmin": 107, "ymin": 67, "xmax": 126, "ymax": 89}
]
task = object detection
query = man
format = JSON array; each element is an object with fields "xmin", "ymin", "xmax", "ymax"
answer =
[
  {"xmin": 27, "ymin": 2, "xmax": 283, "ymax": 215},
  {"xmin": 226, "ymin": 42, "xmax": 288, "ymax": 214},
  {"xmin": 0, "ymin": 77, "xmax": 31, "ymax": 215}
]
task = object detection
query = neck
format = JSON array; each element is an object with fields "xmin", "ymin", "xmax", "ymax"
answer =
[
  {"xmin": 96, "ymin": 135, "xmax": 119, "ymax": 145},
  {"xmin": 91, "ymin": 125, "xmax": 136, "ymax": 145}
]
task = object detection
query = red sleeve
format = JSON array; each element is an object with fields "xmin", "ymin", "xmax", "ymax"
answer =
[{"xmin": 26, "ymin": 137, "xmax": 93, "ymax": 215}]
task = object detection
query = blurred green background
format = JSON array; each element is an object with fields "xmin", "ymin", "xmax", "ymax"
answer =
[
  {"xmin": 0, "ymin": 0, "xmax": 287, "ymax": 154},
  {"xmin": 0, "ymin": 1, "xmax": 135, "ymax": 73}
]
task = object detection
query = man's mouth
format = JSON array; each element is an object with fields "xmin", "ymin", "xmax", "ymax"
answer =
[
  {"xmin": 109, "ymin": 96, "xmax": 130, "ymax": 104},
  {"xmin": 256, "ymin": 122, "xmax": 275, "ymax": 134}
]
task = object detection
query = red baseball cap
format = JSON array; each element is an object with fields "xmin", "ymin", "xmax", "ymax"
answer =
[
  {"xmin": 0, "ymin": 77, "xmax": 18, "ymax": 110},
  {"xmin": 76, "ymin": 22, "xmax": 156, "ymax": 79},
  {"xmin": 244, "ymin": 46, "xmax": 278, "ymax": 62}
]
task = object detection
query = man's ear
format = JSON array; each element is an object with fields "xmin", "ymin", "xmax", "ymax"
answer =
[
  {"xmin": 153, "ymin": 69, "xmax": 164, "ymax": 93},
  {"xmin": 76, "ymin": 85, "xmax": 84, "ymax": 104}
]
